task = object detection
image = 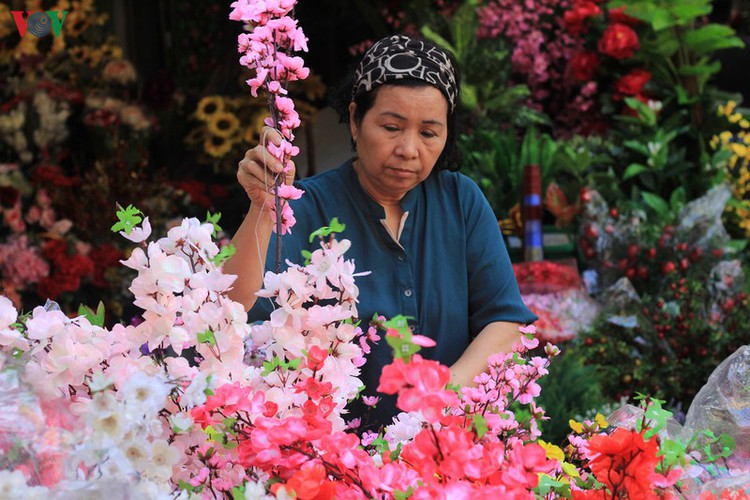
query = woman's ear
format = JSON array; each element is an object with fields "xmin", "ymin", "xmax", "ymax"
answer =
[{"xmin": 348, "ymin": 101, "xmax": 358, "ymax": 143}]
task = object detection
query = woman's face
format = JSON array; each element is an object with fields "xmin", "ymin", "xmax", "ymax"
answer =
[{"xmin": 349, "ymin": 84, "xmax": 448, "ymax": 204}]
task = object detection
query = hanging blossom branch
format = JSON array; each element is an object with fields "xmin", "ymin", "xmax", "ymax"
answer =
[{"xmin": 230, "ymin": 0, "xmax": 309, "ymax": 271}]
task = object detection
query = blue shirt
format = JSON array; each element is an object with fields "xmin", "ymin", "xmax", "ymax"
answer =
[{"xmin": 248, "ymin": 159, "xmax": 536, "ymax": 426}]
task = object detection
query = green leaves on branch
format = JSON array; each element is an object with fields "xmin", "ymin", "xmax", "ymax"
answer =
[
  {"xmin": 308, "ymin": 217, "xmax": 346, "ymax": 243},
  {"xmin": 205, "ymin": 211, "xmax": 223, "ymax": 237},
  {"xmin": 211, "ymin": 244, "xmax": 236, "ymax": 266},
  {"xmin": 78, "ymin": 302, "xmax": 106, "ymax": 327},
  {"xmin": 111, "ymin": 203, "xmax": 143, "ymax": 234}
]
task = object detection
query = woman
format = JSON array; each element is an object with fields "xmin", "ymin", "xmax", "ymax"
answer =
[{"xmin": 224, "ymin": 34, "xmax": 536, "ymax": 427}]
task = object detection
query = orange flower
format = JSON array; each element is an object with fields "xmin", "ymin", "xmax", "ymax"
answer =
[{"xmin": 585, "ymin": 428, "xmax": 659, "ymax": 498}]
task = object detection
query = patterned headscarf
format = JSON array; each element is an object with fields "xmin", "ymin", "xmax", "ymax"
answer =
[{"xmin": 352, "ymin": 34, "xmax": 458, "ymax": 112}]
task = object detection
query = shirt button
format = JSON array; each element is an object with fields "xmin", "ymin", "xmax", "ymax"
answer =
[
  {"xmin": 404, "ymin": 289, "xmax": 413, "ymax": 297},
  {"xmin": 397, "ymin": 254, "xmax": 405, "ymax": 262}
]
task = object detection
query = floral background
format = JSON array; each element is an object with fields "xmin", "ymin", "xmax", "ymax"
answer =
[{"xmin": 1, "ymin": 0, "xmax": 750, "ymax": 497}]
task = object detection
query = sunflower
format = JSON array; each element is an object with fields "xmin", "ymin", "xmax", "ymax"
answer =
[
  {"xmin": 207, "ymin": 111, "xmax": 240, "ymax": 138},
  {"xmin": 69, "ymin": 46, "xmax": 94, "ymax": 66},
  {"xmin": 243, "ymin": 111, "xmax": 268, "ymax": 144},
  {"xmin": 0, "ymin": 4, "xmax": 13, "ymax": 38},
  {"xmin": 195, "ymin": 96, "xmax": 224, "ymax": 121},
  {"xmin": 183, "ymin": 126, "xmax": 204, "ymax": 146},
  {"xmin": 204, "ymin": 135, "xmax": 232, "ymax": 158},
  {"xmin": 65, "ymin": 10, "xmax": 92, "ymax": 37},
  {"xmin": 99, "ymin": 43, "xmax": 123, "ymax": 61}
]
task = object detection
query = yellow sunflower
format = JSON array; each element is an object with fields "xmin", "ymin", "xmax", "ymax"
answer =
[
  {"xmin": 0, "ymin": 4, "xmax": 13, "ymax": 39},
  {"xmin": 69, "ymin": 45, "xmax": 93, "ymax": 65},
  {"xmin": 204, "ymin": 135, "xmax": 232, "ymax": 158},
  {"xmin": 207, "ymin": 111, "xmax": 240, "ymax": 138},
  {"xmin": 65, "ymin": 10, "xmax": 92, "ymax": 37},
  {"xmin": 14, "ymin": 35, "xmax": 39, "ymax": 58},
  {"xmin": 195, "ymin": 96, "xmax": 224, "ymax": 121},
  {"xmin": 184, "ymin": 126, "xmax": 205, "ymax": 146},
  {"xmin": 99, "ymin": 43, "xmax": 123, "ymax": 61},
  {"xmin": 243, "ymin": 111, "xmax": 268, "ymax": 143}
]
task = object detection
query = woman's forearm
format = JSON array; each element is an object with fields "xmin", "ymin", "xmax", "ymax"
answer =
[
  {"xmin": 449, "ymin": 321, "xmax": 523, "ymax": 387},
  {"xmin": 223, "ymin": 204, "xmax": 274, "ymax": 312}
]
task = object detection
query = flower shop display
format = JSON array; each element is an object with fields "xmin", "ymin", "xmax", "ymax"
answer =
[
  {"xmin": 1, "ymin": 0, "xmax": 750, "ymax": 497},
  {"xmin": 513, "ymin": 260, "xmax": 599, "ymax": 344},
  {"xmin": 711, "ymin": 100, "xmax": 750, "ymax": 238},
  {"xmin": 574, "ymin": 184, "xmax": 750, "ymax": 410},
  {"xmin": 0, "ymin": 204, "xmax": 748, "ymax": 498}
]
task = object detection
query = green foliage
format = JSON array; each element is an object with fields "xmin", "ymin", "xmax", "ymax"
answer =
[
  {"xmin": 308, "ymin": 217, "xmax": 346, "ymax": 243},
  {"xmin": 111, "ymin": 203, "xmax": 143, "ymax": 234},
  {"xmin": 211, "ymin": 244, "xmax": 236, "ymax": 266},
  {"xmin": 383, "ymin": 315, "xmax": 422, "ymax": 362},
  {"xmin": 204, "ymin": 211, "xmax": 223, "ymax": 237},
  {"xmin": 77, "ymin": 301, "xmax": 105, "ymax": 328}
]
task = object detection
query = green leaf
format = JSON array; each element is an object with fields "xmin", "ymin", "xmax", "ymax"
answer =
[
  {"xmin": 420, "ymin": 25, "xmax": 457, "ymax": 58},
  {"xmin": 623, "ymin": 163, "xmax": 650, "ymax": 180},
  {"xmin": 642, "ymin": 192, "xmax": 670, "ymax": 217},
  {"xmin": 684, "ymin": 24, "xmax": 745, "ymax": 55},
  {"xmin": 624, "ymin": 97, "xmax": 657, "ymax": 126},
  {"xmin": 301, "ymin": 249, "xmax": 312, "ymax": 265},
  {"xmin": 460, "ymin": 84, "xmax": 479, "ymax": 110},
  {"xmin": 205, "ymin": 211, "xmax": 223, "ymax": 237},
  {"xmin": 717, "ymin": 434, "xmax": 737, "ymax": 458},
  {"xmin": 261, "ymin": 357, "xmax": 281, "ymax": 376},
  {"xmin": 535, "ymin": 474, "xmax": 568, "ymax": 496},
  {"xmin": 78, "ymin": 301, "xmax": 105, "ymax": 327},
  {"xmin": 669, "ymin": 187, "xmax": 686, "ymax": 211},
  {"xmin": 198, "ymin": 329, "xmax": 217, "ymax": 346},
  {"xmin": 472, "ymin": 414, "xmax": 488, "ymax": 438},
  {"xmin": 308, "ymin": 217, "xmax": 346, "ymax": 243},
  {"xmin": 675, "ymin": 85, "xmax": 697, "ymax": 105},
  {"xmin": 211, "ymin": 244, "xmax": 236, "ymax": 266},
  {"xmin": 678, "ymin": 60, "xmax": 721, "ymax": 77},
  {"xmin": 231, "ymin": 485, "xmax": 246, "ymax": 500},
  {"xmin": 668, "ymin": 4, "xmax": 711, "ymax": 25},
  {"xmin": 111, "ymin": 203, "xmax": 143, "ymax": 234},
  {"xmin": 390, "ymin": 442, "xmax": 403, "ymax": 461},
  {"xmin": 393, "ymin": 486, "xmax": 414, "ymax": 500}
]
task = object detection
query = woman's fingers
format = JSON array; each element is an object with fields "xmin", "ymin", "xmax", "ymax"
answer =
[{"xmin": 237, "ymin": 126, "xmax": 297, "ymax": 202}]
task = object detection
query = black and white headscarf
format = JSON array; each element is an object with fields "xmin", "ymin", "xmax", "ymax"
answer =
[{"xmin": 352, "ymin": 34, "xmax": 458, "ymax": 112}]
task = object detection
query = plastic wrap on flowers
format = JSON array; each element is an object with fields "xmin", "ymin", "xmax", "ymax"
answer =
[
  {"xmin": 682, "ymin": 346, "xmax": 750, "ymax": 463},
  {"xmin": 0, "ymin": 357, "xmax": 66, "ymax": 489},
  {"xmin": 675, "ymin": 184, "xmax": 732, "ymax": 250},
  {"xmin": 513, "ymin": 260, "xmax": 599, "ymax": 342}
]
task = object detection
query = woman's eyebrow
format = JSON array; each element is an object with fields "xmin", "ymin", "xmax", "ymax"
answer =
[{"xmin": 379, "ymin": 111, "xmax": 445, "ymax": 126}]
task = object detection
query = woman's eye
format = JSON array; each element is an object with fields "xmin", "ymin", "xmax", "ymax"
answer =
[
  {"xmin": 421, "ymin": 130, "xmax": 437, "ymax": 138},
  {"xmin": 384, "ymin": 125, "xmax": 399, "ymax": 132}
]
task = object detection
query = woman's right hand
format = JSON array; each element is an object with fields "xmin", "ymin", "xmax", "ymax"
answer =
[{"xmin": 237, "ymin": 126, "xmax": 296, "ymax": 207}]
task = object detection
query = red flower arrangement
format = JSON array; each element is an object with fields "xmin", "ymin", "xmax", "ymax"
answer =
[
  {"xmin": 598, "ymin": 23, "xmax": 640, "ymax": 60},
  {"xmin": 513, "ymin": 260, "xmax": 583, "ymax": 294},
  {"xmin": 614, "ymin": 68, "xmax": 652, "ymax": 99}
]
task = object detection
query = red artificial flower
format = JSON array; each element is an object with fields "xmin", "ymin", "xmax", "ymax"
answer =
[
  {"xmin": 568, "ymin": 52, "xmax": 600, "ymax": 82},
  {"xmin": 32, "ymin": 164, "xmax": 80, "ymax": 188},
  {"xmin": 280, "ymin": 460, "xmax": 335, "ymax": 500},
  {"xmin": 84, "ymin": 108, "xmax": 120, "ymax": 129},
  {"xmin": 609, "ymin": 7, "xmax": 641, "ymax": 25},
  {"xmin": 585, "ymin": 428, "xmax": 660, "ymax": 498},
  {"xmin": 89, "ymin": 243, "xmax": 124, "ymax": 288},
  {"xmin": 598, "ymin": 23, "xmax": 640, "ymax": 59},
  {"xmin": 563, "ymin": 1, "xmax": 602, "ymax": 35},
  {"xmin": 614, "ymin": 69, "xmax": 651, "ymax": 99}
]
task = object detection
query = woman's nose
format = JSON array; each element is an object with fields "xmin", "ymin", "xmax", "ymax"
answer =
[{"xmin": 395, "ymin": 132, "xmax": 418, "ymax": 159}]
